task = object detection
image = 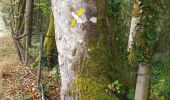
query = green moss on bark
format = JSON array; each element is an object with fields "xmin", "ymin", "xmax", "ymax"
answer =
[
  {"xmin": 74, "ymin": 76, "xmax": 118, "ymax": 100},
  {"xmin": 72, "ymin": 0, "xmax": 126, "ymax": 99},
  {"xmin": 128, "ymin": 1, "xmax": 158, "ymax": 67},
  {"xmin": 44, "ymin": 14, "xmax": 56, "ymax": 65}
]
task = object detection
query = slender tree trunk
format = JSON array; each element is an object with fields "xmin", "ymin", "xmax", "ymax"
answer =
[
  {"xmin": 16, "ymin": 0, "xmax": 26, "ymax": 35},
  {"xmin": 24, "ymin": 0, "xmax": 34, "ymax": 64},
  {"xmin": 24, "ymin": 0, "xmax": 33, "ymax": 47},
  {"xmin": 128, "ymin": 0, "xmax": 141, "ymax": 51}
]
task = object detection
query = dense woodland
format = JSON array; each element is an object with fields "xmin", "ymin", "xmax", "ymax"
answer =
[{"xmin": 0, "ymin": 0, "xmax": 170, "ymax": 100}]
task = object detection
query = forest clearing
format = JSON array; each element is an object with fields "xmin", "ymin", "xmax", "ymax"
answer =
[{"xmin": 0, "ymin": 0, "xmax": 170, "ymax": 100}]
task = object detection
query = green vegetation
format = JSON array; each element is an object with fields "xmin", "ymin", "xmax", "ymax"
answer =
[{"xmin": 0, "ymin": 0, "xmax": 169, "ymax": 99}]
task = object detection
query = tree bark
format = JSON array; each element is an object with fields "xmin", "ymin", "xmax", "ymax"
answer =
[
  {"xmin": 24, "ymin": 0, "xmax": 33, "ymax": 47},
  {"xmin": 23, "ymin": 0, "xmax": 34, "ymax": 64},
  {"xmin": 15, "ymin": 0, "xmax": 26, "ymax": 35},
  {"xmin": 128, "ymin": 0, "xmax": 158, "ymax": 99},
  {"xmin": 31, "ymin": 14, "xmax": 57, "ymax": 67},
  {"xmin": 128, "ymin": 0, "xmax": 141, "ymax": 51},
  {"xmin": 43, "ymin": 14, "xmax": 56, "ymax": 66},
  {"xmin": 52, "ymin": 1, "xmax": 89, "ymax": 99},
  {"xmin": 52, "ymin": 0, "xmax": 122, "ymax": 99}
]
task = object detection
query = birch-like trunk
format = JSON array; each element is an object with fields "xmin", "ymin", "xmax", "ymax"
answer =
[
  {"xmin": 128, "ymin": 0, "xmax": 141, "ymax": 50},
  {"xmin": 51, "ymin": 0, "xmax": 96, "ymax": 99},
  {"xmin": 128, "ymin": 17, "xmax": 140, "ymax": 50},
  {"xmin": 52, "ymin": 0, "xmax": 123, "ymax": 99},
  {"xmin": 128, "ymin": 0, "xmax": 158, "ymax": 99}
]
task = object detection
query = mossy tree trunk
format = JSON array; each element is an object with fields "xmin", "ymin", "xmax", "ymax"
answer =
[
  {"xmin": 128, "ymin": 0, "xmax": 158, "ymax": 67},
  {"xmin": 31, "ymin": 14, "xmax": 57, "ymax": 67},
  {"xmin": 128, "ymin": 0, "xmax": 141, "ymax": 51},
  {"xmin": 43, "ymin": 14, "xmax": 57, "ymax": 66},
  {"xmin": 128, "ymin": 0, "xmax": 158, "ymax": 99},
  {"xmin": 52, "ymin": 0, "xmax": 126, "ymax": 99}
]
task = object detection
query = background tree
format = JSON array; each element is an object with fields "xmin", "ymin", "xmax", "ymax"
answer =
[{"xmin": 128, "ymin": 0, "xmax": 159, "ymax": 99}]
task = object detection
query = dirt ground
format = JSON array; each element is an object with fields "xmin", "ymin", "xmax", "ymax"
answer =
[{"xmin": 0, "ymin": 34, "xmax": 59, "ymax": 100}]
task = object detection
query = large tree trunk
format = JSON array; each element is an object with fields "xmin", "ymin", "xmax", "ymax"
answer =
[
  {"xmin": 51, "ymin": 1, "xmax": 90, "ymax": 99},
  {"xmin": 52, "ymin": 0, "xmax": 123, "ymax": 99}
]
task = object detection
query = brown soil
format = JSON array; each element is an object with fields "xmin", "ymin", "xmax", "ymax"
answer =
[{"xmin": 0, "ymin": 34, "xmax": 60, "ymax": 100}]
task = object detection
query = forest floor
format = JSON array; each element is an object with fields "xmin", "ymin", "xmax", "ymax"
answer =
[{"xmin": 0, "ymin": 33, "xmax": 59, "ymax": 100}]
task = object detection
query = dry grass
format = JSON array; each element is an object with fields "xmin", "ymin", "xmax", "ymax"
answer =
[
  {"xmin": 0, "ymin": 33, "xmax": 17, "ymax": 98},
  {"xmin": 0, "ymin": 33, "xmax": 16, "ymax": 55},
  {"xmin": 0, "ymin": 55, "xmax": 17, "ymax": 78},
  {"xmin": 0, "ymin": 34, "xmax": 17, "ymax": 78}
]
